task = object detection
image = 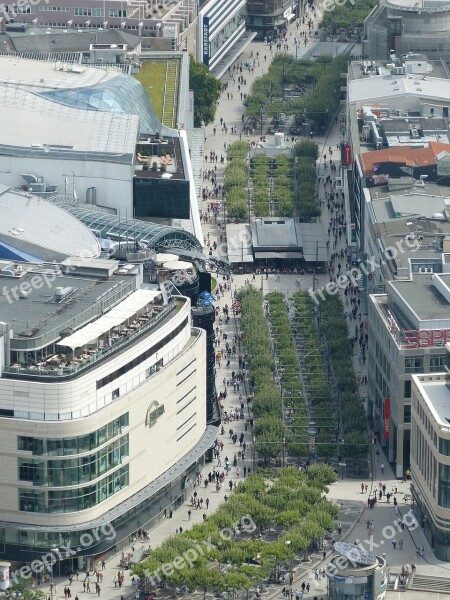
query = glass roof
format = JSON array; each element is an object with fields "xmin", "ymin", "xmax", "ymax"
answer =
[
  {"xmin": 39, "ymin": 74, "xmax": 162, "ymax": 134},
  {"xmin": 57, "ymin": 203, "xmax": 202, "ymax": 252}
]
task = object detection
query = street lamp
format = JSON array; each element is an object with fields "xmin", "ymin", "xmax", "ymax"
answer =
[
  {"xmin": 49, "ymin": 546, "xmax": 59, "ymax": 600},
  {"xmin": 285, "ymin": 540, "xmax": 293, "ymax": 600}
]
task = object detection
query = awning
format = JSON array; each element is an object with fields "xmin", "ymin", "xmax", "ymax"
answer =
[
  {"xmin": 255, "ymin": 251, "xmax": 303, "ymax": 260},
  {"xmin": 285, "ymin": 12, "xmax": 295, "ymax": 21},
  {"xmin": 57, "ymin": 289, "xmax": 161, "ymax": 350}
]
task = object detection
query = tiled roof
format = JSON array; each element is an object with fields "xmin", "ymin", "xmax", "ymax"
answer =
[{"xmin": 360, "ymin": 141, "xmax": 450, "ymax": 175}]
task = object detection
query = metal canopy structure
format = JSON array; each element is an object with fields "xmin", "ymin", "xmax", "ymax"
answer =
[
  {"xmin": 334, "ymin": 542, "xmax": 376, "ymax": 566},
  {"xmin": 57, "ymin": 289, "xmax": 161, "ymax": 350},
  {"xmin": 56, "ymin": 201, "xmax": 202, "ymax": 253}
]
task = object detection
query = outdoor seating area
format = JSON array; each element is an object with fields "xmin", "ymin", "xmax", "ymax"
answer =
[{"xmin": 5, "ymin": 290, "xmax": 170, "ymax": 377}]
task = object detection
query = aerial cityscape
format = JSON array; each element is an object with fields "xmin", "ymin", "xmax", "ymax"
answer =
[{"xmin": 1, "ymin": 0, "xmax": 450, "ymax": 598}]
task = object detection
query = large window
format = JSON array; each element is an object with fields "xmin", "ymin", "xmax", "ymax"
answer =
[
  {"xmin": 20, "ymin": 466, "xmax": 129, "ymax": 513},
  {"xmin": 439, "ymin": 463, "xmax": 450, "ymax": 508},
  {"xmin": 431, "ymin": 355, "xmax": 446, "ymax": 373},
  {"xmin": 440, "ymin": 438, "xmax": 450, "ymax": 457},
  {"xmin": 405, "ymin": 356, "xmax": 424, "ymax": 374},
  {"xmin": 18, "ymin": 413, "xmax": 128, "ymax": 456}
]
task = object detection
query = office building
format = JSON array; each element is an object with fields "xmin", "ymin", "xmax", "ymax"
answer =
[
  {"xmin": 197, "ymin": 0, "xmax": 256, "ymax": 77},
  {"xmin": 411, "ymin": 370, "xmax": 450, "ymax": 560},
  {"xmin": 368, "ymin": 270, "xmax": 450, "ymax": 478}
]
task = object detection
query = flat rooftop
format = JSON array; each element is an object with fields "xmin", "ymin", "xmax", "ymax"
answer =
[
  {"xmin": 0, "ymin": 55, "xmax": 117, "ymax": 89},
  {"xmin": 421, "ymin": 381, "xmax": 450, "ymax": 427},
  {"xmin": 389, "ymin": 274, "xmax": 450, "ymax": 320},
  {"xmin": 0, "ymin": 262, "xmax": 136, "ymax": 345}
]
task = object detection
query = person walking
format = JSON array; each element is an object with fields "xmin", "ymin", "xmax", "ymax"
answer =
[
  {"xmin": 337, "ymin": 522, "xmax": 342, "ymax": 534},
  {"xmin": 381, "ymin": 463, "xmax": 385, "ymax": 473}
]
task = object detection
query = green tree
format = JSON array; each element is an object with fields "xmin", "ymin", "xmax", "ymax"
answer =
[
  {"xmin": 189, "ymin": 56, "xmax": 222, "ymax": 127},
  {"xmin": 4, "ymin": 577, "xmax": 46, "ymax": 600}
]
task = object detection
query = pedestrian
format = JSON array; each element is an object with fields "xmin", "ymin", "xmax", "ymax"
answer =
[
  {"xmin": 381, "ymin": 463, "xmax": 385, "ymax": 473},
  {"xmin": 188, "ymin": 510, "xmax": 191, "ymax": 520},
  {"xmin": 399, "ymin": 539, "xmax": 403, "ymax": 550},
  {"xmin": 361, "ymin": 482, "xmax": 365, "ymax": 494},
  {"xmin": 337, "ymin": 522, "xmax": 342, "ymax": 534},
  {"xmin": 392, "ymin": 540, "xmax": 397, "ymax": 550}
]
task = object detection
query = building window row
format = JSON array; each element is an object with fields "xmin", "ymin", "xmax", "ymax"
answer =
[
  {"xmin": 19, "ymin": 465, "xmax": 129, "ymax": 514},
  {"xmin": 8, "ymin": 5, "xmax": 34, "ymax": 12},
  {"xmin": 431, "ymin": 355, "xmax": 446, "ymax": 373},
  {"xmin": 40, "ymin": 5, "xmax": 70, "ymax": 10},
  {"xmin": 18, "ymin": 435, "xmax": 129, "ymax": 487},
  {"xmin": 96, "ymin": 317, "xmax": 188, "ymax": 390},
  {"xmin": 109, "ymin": 9, "xmax": 127, "ymax": 17},
  {"xmin": 18, "ymin": 413, "xmax": 129, "ymax": 456},
  {"xmin": 74, "ymin": 7, "xmax": 104, "ymax": 16}
]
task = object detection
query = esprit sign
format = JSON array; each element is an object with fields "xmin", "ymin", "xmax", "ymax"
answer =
[{"xmin": 403, "ymin": 329, "xmax": 450, "ymax": 348}]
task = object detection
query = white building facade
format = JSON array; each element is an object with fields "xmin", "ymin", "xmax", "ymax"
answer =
[{"xmin": 0, "ymin": 261, "xmax": 214, "ymax": 569}]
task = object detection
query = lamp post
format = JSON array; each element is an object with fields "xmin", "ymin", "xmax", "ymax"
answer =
[
  {"xmin": 49, "ymin": 546, "xmax": 59, "ymax": 600},
  {"xmin": 285, "ymin": 540, "xmax": 292, "ymax": 600}
]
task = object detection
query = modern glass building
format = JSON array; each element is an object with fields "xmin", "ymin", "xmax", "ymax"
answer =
[{"xmin": 39, "ymin": 74, "xmax": 163, "ymax": 135}]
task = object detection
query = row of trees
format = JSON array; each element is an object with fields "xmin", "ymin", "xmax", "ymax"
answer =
[
  {"xmin": 250, "ymin": 154, "xmax": 294, "ymax": 217},
  {"xmin": 266, "ymin": 292, "xmax": 308, "ymax": 457},
  {"xmin": 237, "ymin": 287, "xmax": 284, "ymax": 460},
  {"xmin": 134, "ymin": 467, "xmax": 338, "ymax": 598},
  {"xmin": 224, "ymin": 141, "xmax": 250, "ymax": 220},
  {"xmin": 292, "ymin": 291, "xmax": 341, "ymax": 458},
  {"xmin": 293, "ymin": 140, "xmax": 321, "ymax": 221},
  {"xmin": 318, "ymin": 295, "xmax": 369, "ymax": 459}
]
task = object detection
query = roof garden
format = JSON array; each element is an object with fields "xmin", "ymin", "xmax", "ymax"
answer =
[{"xmin": 133, "ymin": 58, "xmax": 180, "ymax": 129}]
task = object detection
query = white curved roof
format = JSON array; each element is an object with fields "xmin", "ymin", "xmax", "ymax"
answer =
[{"xmin": 0, "ymin": 186, "xmax": 100, "ymax": 259}]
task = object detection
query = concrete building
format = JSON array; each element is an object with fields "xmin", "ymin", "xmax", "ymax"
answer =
[
  {"xmin": 411, "ymin": 370, "xmax": 450, "ymax": 560},
  {"xmin": 197, "ymin": 0, "xmax": 256, "ymax": 78},
  {"xmin": 0, "ymin": 257, "xmax": 214, "ymax": 568},
  {"xmin": 0, "ymin": 0, "xmax": 199, "ymax": 54},
  {"xmin": 363, "ymin": 0, "xmax": 450, "ymax": 61},
  {"xmin": 346, "ymin": 56, "xmax": 450, "ymax": 251},
  {"xmin": 368, "ymin": 270, "xmax": 450, "ymax": 478}
]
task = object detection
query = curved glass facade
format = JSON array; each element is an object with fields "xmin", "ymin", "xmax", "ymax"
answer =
[
  {"xmin": 39, "ymin": 74, "xmax": 161, "ymax": 135},
  {"xmin": 57, "ymin": 202, "xmax": 202, "ymax": 252}
]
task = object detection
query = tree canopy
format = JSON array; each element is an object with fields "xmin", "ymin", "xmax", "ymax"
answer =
[{"xmin": 189, "ymin": 57, "xmax": 222, "ymax": 127}]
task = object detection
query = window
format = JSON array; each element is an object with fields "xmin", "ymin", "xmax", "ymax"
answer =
[
  {"xmin": 440, "ymin": 438, "xmax": 450, "ymax": 457},
  {"xmin": 112, "ymin": 388, "xmax": 120, "ymax": 401},
  {"xmin": 439, "ymin": 463, "xmax": 450, "ymax": 508},
  {"xmin": 404, "ymin": 405, "xmax": 411, "ymax": 424},
  {"xmin": 404, "ymin": 380, "xmax": 412, "ymax": 399},
  {"xmin": 74, "ymin": 7, "xmax": 104, "ymax": 16},
  {"xmin": 18, "ymin": 413, "xmax": 129, "ymax": 456},
  {"xmin": 96, "ymin": 317, "xmax": 188, "ymax": 390},
  {"xmin": 405, "ymin": 356, "xmax": 424, "ymax": 374},
  {"xmin": 431, "ymin": 355, "xmax": 446, "ymax": 373}
]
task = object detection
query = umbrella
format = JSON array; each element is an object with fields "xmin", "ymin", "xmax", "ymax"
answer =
[
  {"xmin": 163, "ymin": 260, "xmax": 194, "ymax": 270},
  {"xmin": 154, "ymin": 253, "xmax": 178, "ymax": 263}
]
